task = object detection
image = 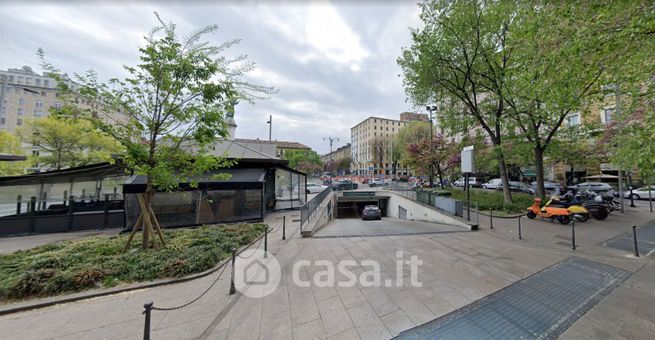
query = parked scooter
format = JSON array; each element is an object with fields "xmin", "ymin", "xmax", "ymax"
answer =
[
  {"xmin": 526, "ymin": 197, "xmax": 571, "ymax": 225},
  {"xmin": 548, "ymin": 191, "xmax": 595, "ymax": 221}
]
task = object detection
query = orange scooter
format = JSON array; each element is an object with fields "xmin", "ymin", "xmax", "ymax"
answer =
[{"xmin": 526, "ymin": 197, "xmax": 571, "ymax": 225}]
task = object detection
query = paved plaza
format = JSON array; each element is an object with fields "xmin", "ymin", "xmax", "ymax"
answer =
[{"xmin": 1, "ymin": 202, "xmax": 654, "ymax": 339}]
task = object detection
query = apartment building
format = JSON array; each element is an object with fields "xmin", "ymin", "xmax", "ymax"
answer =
[
  {"xmin": 399, "ymin": 111, "xmax": 429, "ymax": 122},
  {"xmin": 350, "ymin": 115, "xmax": 414, "ymax": 176},
  {"xmin": 0, "ymin": 66, "xmax": 123, "ymax": 134}
]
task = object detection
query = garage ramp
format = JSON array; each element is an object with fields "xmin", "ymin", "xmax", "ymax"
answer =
[
  {"xmin": 394, "ymin": 257, "xmax": 630, "ymax": 340},
  {"xmin": 313, "ymin": 217, "xmax": 468, "ymax": 238}
]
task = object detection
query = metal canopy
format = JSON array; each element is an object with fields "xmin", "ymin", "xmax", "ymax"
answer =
[{"xmin": 0, "ymin": 162, "xmax": 124, "ymax": 186}]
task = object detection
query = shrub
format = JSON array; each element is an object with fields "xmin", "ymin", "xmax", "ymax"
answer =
[{"xmin": 0, "ymin": 223, "xmax": 266, "ymax": 301}]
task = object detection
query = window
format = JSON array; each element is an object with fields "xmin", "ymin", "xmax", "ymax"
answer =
[
  {"xmin": 0, "ymin": 118, "xmax": 4, "ymax": 125},
  {"xmin": 44, "ymin": 80, "xmax": 49, "ymax": 87},
  {"xmin": 17, "ymin": 108, "xmax": 24, "ymax": 115},
  {"xmin": 35, "ymin": 101, "xmax": 43, "ymax": 108},
  {"xmin": 35, "ymin": 79, "xmax": 41, "ymax": 86},
  {"xmin": 32, "ymin": 150, "xmax": 40, "ymax": 156},
  {"xmin": 567, "ymin": 113, "xmax": 581, "ymax": 126},
  {"xmin": 54, "ymin": 102, "xmax": 63, "ymax": 109},
  {"xmin": 16, "ymin": 118, "xmax": 23, "ymax": 126},
  {"xmin": 41, "ymin": 91, "xmax": 46, "ymax": 97},
  {"xmin": 9, "ymin": 75, "xmax": 14, "ymax": 82},
  {"xmin": 602, "ymin": 107, "xmax": 614, "ymax": 124},
  {"xmin": 17, "ymin": 76, "xmax": 23, "ymax": 84},
  {"xmin": 26, "ymin": 78, "xmax": 32, "ymax": 85},
  {"xmin": 18, "ymin": 98, "xmax": 24, "ymax": 106},
  {"xmin": 34, "ymin": 110, "xmax": 44, "ymax": 117}
]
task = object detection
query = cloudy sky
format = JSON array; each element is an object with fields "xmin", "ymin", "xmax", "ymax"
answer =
[{"xmin": 0, "ymin": 0, "xmax": 423, "ymax": 154}]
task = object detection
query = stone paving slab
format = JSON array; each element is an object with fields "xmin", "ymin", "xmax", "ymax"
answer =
[
  {"xmin": 1, "ymin": 206, "xmax": 654, "ymax": 339},
  {"xmin": 313, "ymin": 217, "xmax": 468, "ymax": 238}
]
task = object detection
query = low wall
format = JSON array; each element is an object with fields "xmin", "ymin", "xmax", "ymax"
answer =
[
  {"xmin": 384, "ymin": 190, "xmax": 473, "ymax": 230},
  {"xmin": 301, "ymin": 192, "xmax": 336, "ymax": 237}
]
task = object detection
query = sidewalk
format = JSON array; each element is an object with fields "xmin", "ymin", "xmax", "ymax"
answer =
[{"xmin": 1, "ymin": 205, "xmax": 654, "ymax": 339}]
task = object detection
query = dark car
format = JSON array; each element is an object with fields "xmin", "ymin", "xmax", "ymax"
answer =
[
  {"xmin": 332, "ymin": 180, "xmax": 358, "ymax": 191},
  {"xmin": 362, "ymin": 205, "xmax": 382, "ymax": 220},
  {"xmin": 498, "ymin": 181, "xmax": 535, "ymax": 194}
]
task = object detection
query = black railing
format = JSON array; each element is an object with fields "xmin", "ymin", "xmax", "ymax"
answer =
[{"xmin": 300, "ymin": 187, "xmax": 332, "ymax": 229}]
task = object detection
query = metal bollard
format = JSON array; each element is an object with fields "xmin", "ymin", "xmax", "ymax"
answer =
[
  {"xmin": 143, "ymin": 301, "xmax": 153, "ymax": 340},
  {"xmin": 230, "ymin": 248, "xmax": 236, "ymax": 294},
  {"xmin": 282, "ymin": 216, "xmax": 286, "ymax": 240},
  {"xmin": 518, "ymin": 216, "xmax": 522, "ymax": 240},
  {"xmin": 264, "ymin": 226, "xmax": 268, "ymax": 258},
  {"xmin": 571, "ymin": 221, "xmax": 576, "ymax": 250},
  {"xmin": 490, "ymin": 209, "xmax": 493, "ymax": 229},
  {"xmin": 633, "ymin": 225, "xmax": 640, "ymax": 257}
]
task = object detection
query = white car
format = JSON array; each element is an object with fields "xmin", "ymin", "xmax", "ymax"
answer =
[
  {"xmin": 368, "ymin": 178, "xmax": 385, "ymax": 187},
  {"xmin": 624, "ymin": 186, "xmax": 655, "ymax": 200},
  {"xmin": 306, "ymin": 183, "xmax": 327, "ymax": 194},
  {"xmin": 482, "ymin": 178, "xmax": 502, "ymax": 189}
]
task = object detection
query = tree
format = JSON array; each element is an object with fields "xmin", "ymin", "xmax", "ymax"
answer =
[
  {"xmin": 502, "ymin": 1, "xmax": 654, "ymax": 198},
  {"xmin": 398, "ymin": 0, "xmax": 516, "ymax": 203},
  {"xmin": 19, "ymin": 113, "xmax": 123, "ymax": 170},
  {"xmin": 370, "ymin": 136, "xmax": 389, "ymax": 175},
  {"xmin": 0, "ymin": 131, "xmax": 28, "ymax": 175},
  {"xmin": 41, "ymin": 14, "xmax": 274, "ymax": 250},
  {"xmin": 407, "ymin": 134, "xmax": 459, "ymax": 188},
  {"xmin": 394, "ymin": 121, "xmax": 431, "ymax": 171},
  {"xmin": 284, "ymin": 149, "xmax": 322, "ymax": 174}
]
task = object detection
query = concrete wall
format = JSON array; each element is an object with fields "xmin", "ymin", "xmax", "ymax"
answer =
[
  {"xmin": 383, "ymin": 190, "xmax": 470, "ymax": 230},
  {"xmin": 301, "ymin": 192, "xmax": 337, "ymax": 237}
]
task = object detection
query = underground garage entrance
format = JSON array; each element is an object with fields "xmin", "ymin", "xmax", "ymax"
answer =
[{"xmin": 335, "ymin": 192, "xmax": 389, "ymax": 218}]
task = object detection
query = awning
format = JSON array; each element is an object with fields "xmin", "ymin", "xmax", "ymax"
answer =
[
  {"xmin": 123, "ymin": 168, "xmax": 266, "ymax": 193},
  {"xmin": 584, "ymin": 174, "xmax": 619, "ymax": 179},
  {"xmin": 0, "ymin": 154, "xmax": 27, "ymax": 162},
  {"xmin": 0, "ymin": 162, "xmax": 124, "ymax": 186},
  {"xmin": 521, "ymin": 168, "xmax": 536, "ymax": 177}
]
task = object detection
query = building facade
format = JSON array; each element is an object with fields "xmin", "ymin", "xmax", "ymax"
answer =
[
  {"xmin": 400, "ymin": 111, "xmax": 429, "ymax": 122},
  {"xmin": 0, "ymin": 66, "xmax": 126, "ymax": 168},
  {"xmin": 350, "ymin": 116, "xmax": 411, "ymax": 176},
  {"xmin": 321, "ymin": 143, "xmax": 351, "ymax": 174}
]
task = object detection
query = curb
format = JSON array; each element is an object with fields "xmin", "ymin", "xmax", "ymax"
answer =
[{"xmin": 0, "ymin": 227, "xmax": 270, "ymax": 316}]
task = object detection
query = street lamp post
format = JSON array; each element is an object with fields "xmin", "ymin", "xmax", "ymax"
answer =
[
  {"xmin": 324, "ymin": 137, "xmax": 339, "ymax": 182},
  {"xmin": 426, "ymin": 105, "xmax": 437, "ymax": 188},
  {"xmin": 266, "ymin": 115, "xmax": 272, "ymax": 141}
]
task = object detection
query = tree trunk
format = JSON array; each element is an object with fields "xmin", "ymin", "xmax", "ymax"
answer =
[
  {"xmin": 436, "ymin": 164, "xmax": 445, "ymax": 189},
  {"xmin": 534, "ymin": 147, "xmax": 546, "ymax": 199},
  {"xmin": 497, "ymin": 150, "xmax": 513, "ymax": 204}
]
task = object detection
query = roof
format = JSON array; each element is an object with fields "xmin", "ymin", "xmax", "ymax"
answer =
[
  {"xmin": 0, "ymin": 162, "xmax": 124, "ymax": 186},
  {"xmin": 234, "ymin": 138, "xmax": 310, "ymax": 150},
  {"xmin": 211, "ymin": 139, "xmax": 278, "ymax": 159},
  {"xmin": 123, "ymin": 168, "xmax": 266, "ymax": 193}
]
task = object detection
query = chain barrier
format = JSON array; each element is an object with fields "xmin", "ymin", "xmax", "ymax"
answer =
[
  {"xmin": 151, "ymin": 262, "xmax": 228, "ymax": 312},
  {"xmin": 236, "ymin": 236, "xmax": 265, "ymax": 259}
]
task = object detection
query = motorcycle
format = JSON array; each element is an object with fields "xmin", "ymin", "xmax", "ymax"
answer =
[
  {"xmin": 526, "ymin": 197, "xmax": 572, "ymax": 225},
  {"xmin": 544, "ymin": 194, "xmax": 590, "ymax": 222},
  {"xmin": 554, "ymin": 191, "xmax": 608, "ymax": 221},
  {"xmin": 577, "ymin": 190, "xmax": 617, "ymax": 216}
]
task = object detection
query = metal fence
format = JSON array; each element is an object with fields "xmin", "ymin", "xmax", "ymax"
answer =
[
  {"xmin": 300, "ymin": 187, "xmax": 332, "ymax": 229},
  {"xmin": 389, "ymin": 188, "xmax": 479, "ymax": 224}
]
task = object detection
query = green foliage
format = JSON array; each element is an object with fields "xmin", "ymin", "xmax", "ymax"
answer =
[
  {"xmin": 428, "ymin": 188, "xmax": 534, "ymax": 214},
  {"xmin": 284, "ymin": 149, "xmax": 322, "ymax": 174},
  {"xmin": 38, "ymin": 13, "xmax": 274, "ymax": 193},
  {"xmin": 0, "ymin": 131, "xmax": 28, "ymax": 175},
  {"xmin": 18, "ymin": 111, "xmax": 123, "ymax": 170},
  {"xmin": 0, "ymin": 224, "xmax": 266, "ymax": 300},
  {"xmin": 394, "ymin": 121, "xmax": 431, "ymax": 168}
]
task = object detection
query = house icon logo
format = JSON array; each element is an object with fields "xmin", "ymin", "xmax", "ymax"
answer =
[{"xmin": 234, "ymin": 249, "xmax": 281, "ymax": 298}]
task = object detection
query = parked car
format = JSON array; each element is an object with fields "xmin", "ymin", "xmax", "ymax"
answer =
[
  {"xmin": 624, "ymin": 185, "xmax": 655, "ymax": 200},
  {"xmin": 362, "ymin": 205, "xmax": 382, "ymax": 220},
  {"xmin": 572, "ymin": 182, "xmax": 613, "ymax": 193},
  {"xmin": 509, "ymin": 181, "xmax": 535, "ymax": 194},
  {"xmin": 368, "ymin": 178, "xmax": 385, "ymax": 187},
  {"xmin": 332, "ymin": 180, "xmax": 358, "ymax": 191},
  {"xmin": 482, "ymin": 178, "xmax": 503, "ymax": 189},
  {"xmin": 454, "ymin": 177, "xmax": 482, "ymax": 187},
  {"xmin": 531, "ymin": 181, "xmax": 564, "ymax": 193},
  {"xmin": 306, "ymin": 183, "xmax": 327, "ymax": 194}
]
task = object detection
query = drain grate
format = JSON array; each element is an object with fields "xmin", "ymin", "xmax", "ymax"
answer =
[
  {"xmin": 394, "ymin": 257, "xmax": 630, "ymax": 340},
  {"xmin": 603, "ymin": 222, "xmax": 655, "ymax": 255}
]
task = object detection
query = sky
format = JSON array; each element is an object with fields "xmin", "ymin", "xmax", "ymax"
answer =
[{"xmin": 0, "ymin": 0, "xmax": 423, "ymax": 154}]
